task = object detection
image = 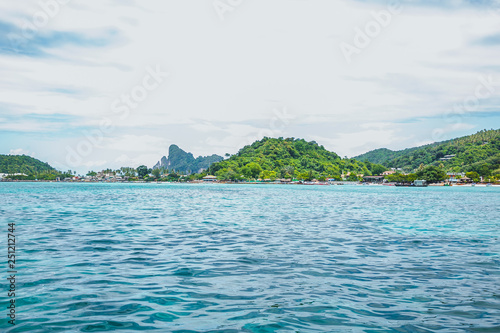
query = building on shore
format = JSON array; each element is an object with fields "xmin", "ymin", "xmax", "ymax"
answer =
[
  {"xmin": 363, "ymin": 175, "xmax": 385, "ymax": 184},
  {"xmin": 440, "ymin": 154, "xmax": 456, "ymax": 161},
  {"xmin": 202, "ymin": 175, "xmax": 217, "ymax": 182}
]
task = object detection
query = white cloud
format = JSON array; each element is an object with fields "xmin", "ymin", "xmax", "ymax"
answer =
[
  {"xmin": 0, "ymin": 0, "xmax": 498, "ymax": 172},
  {"xmin": 103, "ymin": 135, "xmax": 169, "ymax": 153},
  {"xmin": 81, "ymin": 160, "xmax": 108, "ymax": 168},
  {"xmin": 312, "ymin": 127, "xmax": 401, "ymax": 157},
  {"xmin": 9, "ymin": 148, "xmax": 34, "ymax": 157},
  {"xmin": 113, "ymin": 153, "xmax": 162, "ymax": 168}
]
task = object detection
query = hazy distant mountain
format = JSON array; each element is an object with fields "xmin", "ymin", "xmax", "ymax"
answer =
[{"xmin": 153, "ymin": 144, "xmax": 224, "ymax": 174}]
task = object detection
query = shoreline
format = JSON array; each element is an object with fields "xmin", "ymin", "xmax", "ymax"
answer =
[{"xmin": 1, "ymin": 180, "xmax": 499, "ymax": 187}]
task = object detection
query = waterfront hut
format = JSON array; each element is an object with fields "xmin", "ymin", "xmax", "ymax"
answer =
[
  {"xmin": 459, "ymin": 176, "xmax": 472, "ymax": 184},
  {"xmin": 414, "ymin": 180, "xmax": 428, "ymax": 187},
  {"xmin": 202, "ymin": 175, "xmax": 217, "ymax": 182},
  {"xmin": 363, "ymin": 175, "xmax": 385, "ymax": 184}
]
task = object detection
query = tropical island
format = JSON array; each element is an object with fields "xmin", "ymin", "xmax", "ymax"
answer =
[{"xmin": 1, "ymin": 129, "xmax": 499, "ymax": 185}]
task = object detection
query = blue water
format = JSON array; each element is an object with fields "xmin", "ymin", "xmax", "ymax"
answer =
[{"xmin": 1, "ymin": 183, "xmax": 499, "ymax": 332}]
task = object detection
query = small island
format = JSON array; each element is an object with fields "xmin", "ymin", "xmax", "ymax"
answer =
[{"xmin": 1, "ymin": 129, "xmax": 499, "ymax": 186}]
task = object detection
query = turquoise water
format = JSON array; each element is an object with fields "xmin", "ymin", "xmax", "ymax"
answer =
[{"xmin": 1, "ymin": 183, "xmax": 499, "ymax": 332}]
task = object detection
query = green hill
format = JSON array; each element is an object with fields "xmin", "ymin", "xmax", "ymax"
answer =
[
  {"xmin": 207, "ymin": 137, "xmax": 386, "ymax": 181},
  {"xmin": 0, "ymin": 154, "xmax": 57, "ymax": 175},
  {"xmin": 354, "ymin": 129, "xmax": 500, "ymax": 176}
]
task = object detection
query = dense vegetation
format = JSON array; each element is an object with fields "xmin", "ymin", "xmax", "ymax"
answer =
[
  {"xmin": 0, "ymin": 155, "xmax": 74, "ymax": 180},
  {"xmin": 384, "ymin": 165, "xmax": 449, "ymax": 184},
  {"xmin": 206, "ymin": 137, "xmax": 386, "ymax": 181},
  {"xmin": 355, "ymin": 129, "xmax": 500, "ymax": 178},
  {"xmin": 4, "ymin": 130, "xmax": 498, "ymax": 184},
  {"xmin": 0, "ymin": 155, "xmax": 56, "ymax": 174},
  {"xmin": 354, "ymin": 148, "xmax": 400, "ymax": 165}
]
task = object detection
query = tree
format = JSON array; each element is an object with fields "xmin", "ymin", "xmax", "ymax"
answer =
[
  {"xmin": 87, "ymin": 171, "xmax": 97, "ymax": 177},
  {"xmin": 407, "ymin": 173, "xmax": 418, "ymax": 182},
  {"xmin": 298, "ymin": 171, "xmax": 310, "ymax": 181},
  {"xmin": 226, "ymin": 169, "xmax": 240, "ymax": 181},
  {"xmin": 241, "ymin": 166, "xmax": 251, "ymax": 179},
  {"xmin": 348, "ymin": 173, "xmax": 359, "ymax": 181},
  {"xmin": 280, "ymin": 165, "xmax": 294, "ymax": 178},
  {"xmin": 371, "ymin": 164, "xmax": 386, "ymax": 175},
  {"xmin": 167, "ymin": 172, "xmax": 180, "ymax": 181},
  {"xmin": 465, "ymin": 171, "xmax": 480, "ymax": 183},
  {"xmin": 152, "ymin": 168, "xmax": 161, "ymax": 179},
  {"xmin": 137, "ymin": 165, "xmax": 149, "ymax": 179},
  {"xmin": 260, "ymin": 170, "xmax": 277, "ymax": 181},
  {"xmin": 246, "ymin": 162, "xmax": 262, "ymax": 179},
  {"xmin": 416, "ymin": 165, "xmax": 447, "ymax": 183}
]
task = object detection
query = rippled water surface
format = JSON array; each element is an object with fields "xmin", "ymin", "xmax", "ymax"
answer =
[{"xmin": 1, "ymin": 183, "xmax": 499, "ymax": 332}]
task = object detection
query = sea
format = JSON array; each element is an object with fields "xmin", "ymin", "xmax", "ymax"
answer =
[{"xmin": 0, "ymin": 182, "xmax": 499, "ymax": 332}]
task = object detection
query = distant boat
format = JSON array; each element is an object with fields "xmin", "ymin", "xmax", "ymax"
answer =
[
  {"xmin": 395, "ymin": 180, "xmax": 428, "ymax": 187},
  {"xmin": 414, "ymin": 180, "xmax": 428, "ymax": 187}
]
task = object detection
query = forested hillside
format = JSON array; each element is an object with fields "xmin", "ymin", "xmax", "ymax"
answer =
[
  {"xmin": 208, "ymin": 137, "xmax": 386, "ymax": 181},
  {"xmin": 0, "ymin": 155, "xmax": 56, "ymax": 174},
  {"xmin": 355, "ymin": 129, "xmax": 500, "ymax": 176}
]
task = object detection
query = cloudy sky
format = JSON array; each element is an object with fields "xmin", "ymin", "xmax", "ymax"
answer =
[{"xmin": 1, "ymin": 0, "xmax": 499, "ymax": 173}]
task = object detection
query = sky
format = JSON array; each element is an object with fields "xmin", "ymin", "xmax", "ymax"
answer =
[{"xmin": 0, "ymin": 0, "xmax": 499, "ymax": 173}]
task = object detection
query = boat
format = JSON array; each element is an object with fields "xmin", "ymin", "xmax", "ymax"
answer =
[{"xmin": 395, "ymin": 180, "xmax": 428, "ymax": 187}]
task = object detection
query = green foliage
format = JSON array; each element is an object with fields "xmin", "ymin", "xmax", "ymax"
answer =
[
  {"xmin": 359, "ymin": 160, "xmax": 386, "ymax": 175},
  {"xmin": 0, "ymin": 155, "xmax": 57, "ymax": 174},
  {"xmin": 165, "ymin": 172, "xmax": 181, "ymax": 181},
  {"xmin": 356, "ymin": 148, "xmax": 398, "ymax": 165},
  {"xmin": 370, "ymin": 164, "xmax": 387, "ymax": 175},
  {"xmin": 386, "ymin": 173, "xmax": 405, "ymax": 183},
  {"xmin": 246, "ymin": 162, "xmax": 262, "ymax": 179},
  {"xmin": 416, "ymin": 165, "xmax": 447, "ymax": 183},
  {"xmin": 355, "ymin": 129, "xmax": 500, "ymax": 175},
  {"xmin": 261, "ymin": 170, "xmax": 277, "ymax": 181},
  {"xmin": 465, "ymin": 171, "xmax": 480, "ymax": 183},
  {"xmin": 0, "ymin": 154, "xmax": 69, "ymax": 180},
  {"xmin": 152, "ymin": 168, "xmax": 161, "ymax": 179},
  {"xmin": 137, "ymin": 165, "xmax": 149, "ymax": 179},
  {"xmin": 206, "ymin": 137, "xmax": 371, "ymax": 181},
  {"xmin": 216, "ymin": 168, "xmax": 240, "ymax": 181},
  {"xmin": 386, "ymin": 172, "xmax": 419, "ymax": 183},
  {"xmin": 348, "ymin": 173, "xmax": 359, "ymax": 181},
  {"xmin": 297, "ymin": 171, "xmax": 311, "ymax": 181},
  {"xmin": 119, "ymin": 167, "xmax": 137, "ymax": 177}
]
